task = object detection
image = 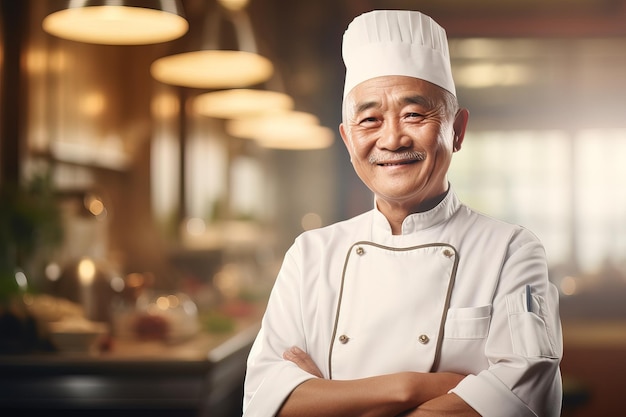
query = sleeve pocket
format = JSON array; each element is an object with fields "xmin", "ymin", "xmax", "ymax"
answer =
[
  {"xmin": 506, "ymin": 291, "xmax": 558, "ymax": 358},
  {"xmin": 444, "ymin": 305, "xmax": 491, "ymax": 339}
]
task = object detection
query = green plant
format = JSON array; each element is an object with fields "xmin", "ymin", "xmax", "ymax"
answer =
[{"xmin": 0, "ymin": 173, "xmax": 64, "ymax": 300}]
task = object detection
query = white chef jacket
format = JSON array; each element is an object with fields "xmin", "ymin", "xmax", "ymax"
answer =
[{"xmin": 243, "ymin": 188, "xmax": 562, "ymax": 417}]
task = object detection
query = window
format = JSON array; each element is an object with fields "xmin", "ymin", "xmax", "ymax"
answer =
[{"xmin": 450, "ymin": 128, "xmax": 626, "ymax": 282}]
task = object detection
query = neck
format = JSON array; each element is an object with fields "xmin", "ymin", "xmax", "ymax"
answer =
[{"xmin": 376, "ymin": 190, "xmax": 449, "ymax": 235}]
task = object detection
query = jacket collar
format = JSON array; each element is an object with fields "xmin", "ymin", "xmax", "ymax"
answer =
[{"xmin": 371, "ymin": 187, "xmax": 461, "ymax": 239}]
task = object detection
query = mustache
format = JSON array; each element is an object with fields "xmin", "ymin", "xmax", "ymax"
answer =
[{"xmin": 368, "ymin": 151, "xmax": 426, "ymax": 165}]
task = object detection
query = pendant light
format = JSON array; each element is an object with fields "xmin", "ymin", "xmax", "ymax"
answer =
[
  {"xmin": 151, "ymin": 50, "xmax": 272, "ymax": 89},
  {"xmin": 151, "ymin": 0, "xmax": 273, "ymax": 89},
  {"xmin": 192, "ymin": 89, "xmax": 294, "ymax": 119},
  {"xmin": 226, "ymin": 111, "xmax": 335, "ymax": 150},
  {"xmin": 255, "ymin": 124, "xmax": 334, "ymax": 150},
  {"xmin": 42, "ymin": 1, "xmax": 188, "ymax": 45}
]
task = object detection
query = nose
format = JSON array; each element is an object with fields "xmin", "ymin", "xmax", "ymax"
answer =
[{"xmin": 378, "ymin": 120, "xmax": 412, "ymax": 151}]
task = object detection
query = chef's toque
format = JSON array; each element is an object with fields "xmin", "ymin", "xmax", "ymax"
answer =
[{"xmin": 342, "ymin": 10, "xmax": 456, "ymax": 98}]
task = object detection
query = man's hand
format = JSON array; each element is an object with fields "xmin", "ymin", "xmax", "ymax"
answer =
[
  {"xmin": 280, "ymin": 346, "xmax": 475, "ymax": 417},
  {"xmin": 283, "ymin": 346, "xmax": 323, "ymax": 378}
]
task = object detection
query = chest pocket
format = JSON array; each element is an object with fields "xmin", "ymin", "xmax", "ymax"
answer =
[
  {"xmin": 438, "ymin": 305, "xmax": 492, "ymax": 374},
  {"xmin": 444, "ymin": 305, "xmax": 491, "ymax": 339},
  {"xmin": 328, "ymin": 242, "xmax": 458, "ymax": 380}
]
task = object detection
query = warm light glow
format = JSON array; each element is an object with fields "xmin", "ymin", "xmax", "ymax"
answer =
[
  {"xmin": 213, "ymin": 264, "xmax": 241, "ymax": 299},
  {"xmin": 151, "ymin": 50, "xmax": 273, "ymax": 89},
  {"xmin": 192, "ymin": 89, "xmax": 294, "ymax": 119},
  {"xmin": 186, "ymin": 217, "xmax": 207, "ymax": 236},
  {"xmin": 42, "ymin": 5, "xmax": 188, "ymax": 45},
  {"xmin": 301, "ymin": 212, "xmax": 323, "ymax": 230},
  {"xmin": 126, "ymin": 272, "xmax": 145, "ymax": 289},
  {"xmin": 78, "ymin": 258, "xmax": 97, "ymax": 286},
  {"xmin": 151, "ymin": 93, "xmax": 180, "ymax": 119},
  {"xmin": 257, "ymin": 125, "xmax": 335, "ymax": 150},
  {"xmin": 80, "ymin": 92, "xmax": 106, "ymax": 117},
  {"xmin": 167, "ymin": 294, "xmax": 180, "ymax": 308},
  {"xmin": 218, "ymin": 0, "xmax": 250, "ymax": 11},
  {"xmin": 560, "ymin": 276, "xmax": 578, "ymax": 296},
  {"xmin": 26, "ymin": 49, "xmax": 47, "ymax": 74},
  {"xmin": 110, "ymin": 276, "xmax": 125, "ymax": 292},
  {"xmin": 226, "ymin": 111, "xmax": 334, "ymax": 150},
  {"xmin": 85, "ymin": 194, "xmax": 106, "ymax": 217},
  {"xmin": 50, "ymin": 49, "xmax": 69, "ymax": 73},
  {"xmin": 454, "ymin": 63, "xmax": 533, "ymax": 88},
  {"xmin": 45, "ymin": 263, "xmax": 62, "ymax": 282},
  {"xmin": 451, "ymin": 38, "xmax": 537, "ymax": 60},
  {"xmin": 226, "ymin": 110, "xmax": 319, "ymax": 139},
  {"xmin": 156, "ymin": 296, "xmax": 170, "ymax": 310}
]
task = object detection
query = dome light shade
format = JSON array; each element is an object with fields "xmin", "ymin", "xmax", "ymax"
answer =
[
  {"xmin": 217, "ymin": 0, "xmax": 250, "ymax": 11},
  {"xmin": 42, "ymin": 1, "xmax": 188, "ymax": 45},
  {"xmin": 256, "ymin": 125, "xmax": 335, "ymax": 150},
  {"xmin": 226, "ymin": 111, "xmax": 334, "ymax": 150},
  {"xmin": 151, "ymin": 50, "xmax": 274, "ymax": 89},
  {"xmin": 226, "ymin": 111, "xmax": 319, "ymax": 139},
  {"xmin": 192, "ymin": 89, "xmax": 294, "ymax": 119}
]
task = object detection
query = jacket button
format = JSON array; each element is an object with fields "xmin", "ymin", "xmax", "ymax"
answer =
[
  {"xmin": 442, "ymin": 248, "xmax": 454, "ymax": 258},
  {"xmin": 355, "ymin": 247, "xmax": 364, "ymax": 256},
  {"xmin": 339, "ymin": 335, "xmax": 350, "ymax": 344},
  {"xmin": 418, "ymin": 334, "xmax": 430, "ymax": 344}
]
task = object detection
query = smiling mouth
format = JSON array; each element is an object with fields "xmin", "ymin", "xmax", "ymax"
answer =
[
  {"xmin": 379, "ymin": 160, "xmax": 417, "ymax": 166},
  {"xmin": 370, "ymin": 151, "xmax": 426, "ymax": 166}
]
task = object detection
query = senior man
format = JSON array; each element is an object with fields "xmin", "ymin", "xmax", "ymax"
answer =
[{"xmin": 243, "ymin": 9, "xmax": 563, "ymax": 417}]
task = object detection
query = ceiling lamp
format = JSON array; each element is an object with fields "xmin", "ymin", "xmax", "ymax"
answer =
[
  {"xmin": 42, "ymin": 1, "xmax": 188, "ymax": 45},
  {"xmin": 226, "ymin": 111, "xmax": 319, "ymax": 138},
  {"xmin": 151, "ymin": 50, "xmax": 272, "ymax": 89},
  {"xmin": 226, "ymin": 111, "xmax": 335, "ymax": 150},
  {"xmin": 192, "ymin": 89, "xmax": 294, "ymax": 119},
  {"xmin": 151, "ymin": 0, "xmax": 273, "ymax": 89},
  {"xmin": 217, "ymin": 0, "xmax": 250, "ymax": 12},
  {"xmin": 256, "ymin": 125, "xmax": 335, "ymax": 150}
]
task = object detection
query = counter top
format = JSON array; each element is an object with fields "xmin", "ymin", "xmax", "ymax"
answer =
[
  {"xmin": 0, "ymin": 315, "xmax": 262, "ymax": 417},
  {"xmin": 0, "ymin": 321, "xmax": 260, "ymax": 368}
]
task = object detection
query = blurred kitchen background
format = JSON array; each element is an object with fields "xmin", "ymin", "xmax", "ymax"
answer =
[{"xmin": 1, "ymin": 0, "xmax": 625, "ymax": 416}]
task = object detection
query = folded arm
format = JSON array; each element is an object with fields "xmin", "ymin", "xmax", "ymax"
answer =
[{"xmin": 278, "ymin": 346, "xmax": 478, "ymax": 417}]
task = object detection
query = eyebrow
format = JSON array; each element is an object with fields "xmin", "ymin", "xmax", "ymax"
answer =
[
  {"xmin": 353, "ymin": 94, "xmax": 435, "ymax": 115},
  {"xmin": 354, "ymin": 100, "xmax": 380, "ymax": 115},
  {"xmin": 402, "ymin": 94, "xmax": 436, "ymax": 108}
]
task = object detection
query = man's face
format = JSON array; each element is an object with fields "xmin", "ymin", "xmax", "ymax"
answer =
[{"xmin": 340, "ymin": 75, "xmax": 467, "ymax": 212}]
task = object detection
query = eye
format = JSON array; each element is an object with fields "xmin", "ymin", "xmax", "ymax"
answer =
[
  {"xmin": 358, "ymin": 116, "xmax": 380, "ymax": 127},
  {"xmin": 405, "ymin": 112, "xmax": 424, "ymax": 120}
]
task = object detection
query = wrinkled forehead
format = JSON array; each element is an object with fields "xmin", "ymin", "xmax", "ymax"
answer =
[{"xmin": 342, "ymin": 76, "xmax": 447, "ymax": 117}]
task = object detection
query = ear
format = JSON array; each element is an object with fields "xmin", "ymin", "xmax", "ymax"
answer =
[
  {"xmin": 339, "ymin": 123, "xmax": 354, "ymax": 162},
  {"xmin": 339, "ymin": 123, "xmax": 348, "ymax": 145},
  {"xmin": 339, "ymin": 123, "xmax": 353, "ymax": 153},
  {"xmin": 452, "ymin": 108, "xmax": 469, "ymax": 152}
]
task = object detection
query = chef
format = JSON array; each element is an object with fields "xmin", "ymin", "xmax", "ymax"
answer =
[{"xmin": 243, "ymin": 9, "xmax": 562, "ymax": 417}]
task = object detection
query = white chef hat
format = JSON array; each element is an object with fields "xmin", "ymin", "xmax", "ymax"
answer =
[{"xmin": 342, "ymin": 10, "xmax": 456, "ymax": 98}]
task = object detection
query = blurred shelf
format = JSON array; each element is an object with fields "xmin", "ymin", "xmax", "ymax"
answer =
[
  {"xmin": 0, "ymin": 317, "xmax": 261, "ymax": 416},
  {"xmin": 30, "ymin": 144, "xmax": 130, "ymax": 173}
]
